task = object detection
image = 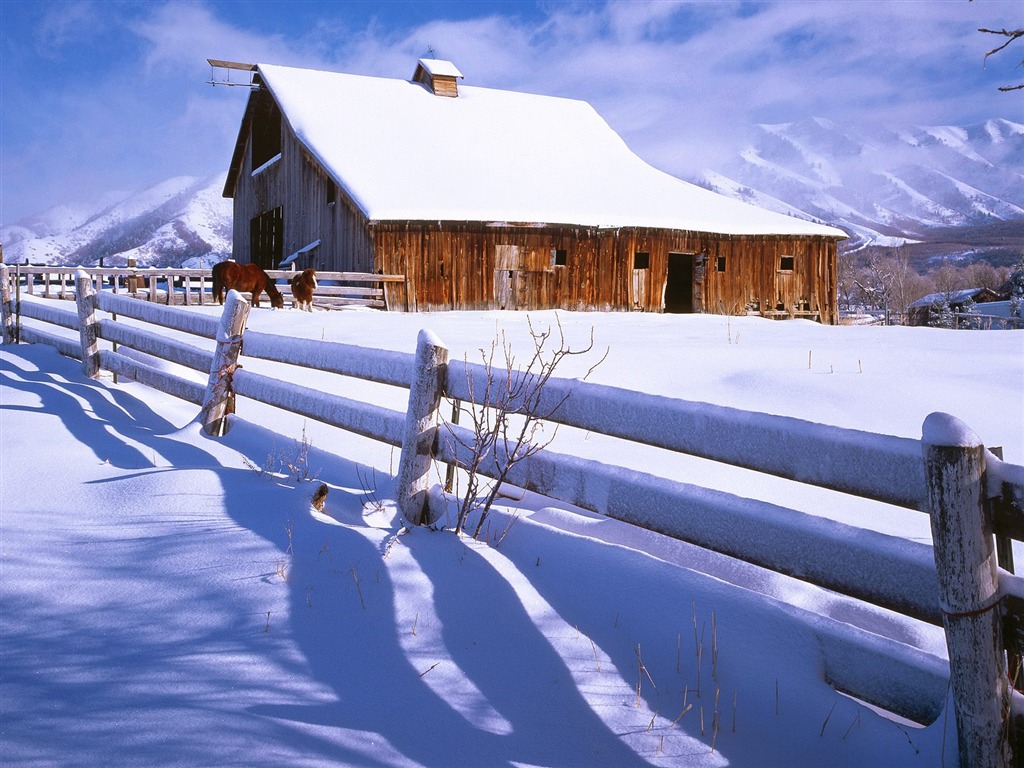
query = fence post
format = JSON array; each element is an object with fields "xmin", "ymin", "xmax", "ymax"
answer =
[
  {"xmin": 922, "ymin": 412, "xmax": 1011, "ymax": 768},
  {"xmin": 127, "ymin": 257, "xmax": 138, "ymax": 294},
  {"xmin": 200, "ymin": 289, "xmax": 250, "ymax": 437},
  {"xmin": 396, "ymin": 329, "xmax": 449, "ymax": 526},
  {"xmin": 0, "ymin": 265, "xmax": 14, "ymax": 345},
  {"xmin": 75, "ymin": 269, "xmax": 101, "ymax": 379}
]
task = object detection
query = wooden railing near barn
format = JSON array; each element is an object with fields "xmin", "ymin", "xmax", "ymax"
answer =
[
  {"xmin": 6, "ymin": 264, "xmax": 408, "ymax": 311},
  {"xmin": 2, "ymin": 264, "xmax": 1022, "ymax": 767}
]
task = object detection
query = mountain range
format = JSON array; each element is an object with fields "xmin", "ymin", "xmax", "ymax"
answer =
[
  {"xmin": 2, "ymin": 118, "xmax": 1022, "ymax": 270},
  {"xmin": 0, "ymin": 175, "xmax": 232, "ymax": 269},
  {"xmin": 700, "ymin": 117, "xmax": 1024, "ymax": 267}
]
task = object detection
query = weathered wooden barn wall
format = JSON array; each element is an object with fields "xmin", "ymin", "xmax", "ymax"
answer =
[
  {"xmin": 372, "ymin": 223, "xmax": 838, "ymax": 322},
  {"xmin": 229, "ymin": 90, "xmax": 374, "ymax": 274}
]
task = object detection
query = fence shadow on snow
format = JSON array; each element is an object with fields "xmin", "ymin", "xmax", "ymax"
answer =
[{"xmin": 3, "ymin": 264, "xmax": 1024, "ymax": 767}]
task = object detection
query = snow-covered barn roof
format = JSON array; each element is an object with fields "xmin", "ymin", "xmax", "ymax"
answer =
[{"xmin": 241, "ymin": 62, "xmax": 847, "ymax": 238}]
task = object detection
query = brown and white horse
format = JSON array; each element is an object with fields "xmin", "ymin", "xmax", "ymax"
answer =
[
  {"xmin": 211, "ymin": 261, "xmax": 284, "ymax": 308},
  {"xmin": 289, "ymin": 269, "xmax": 318, "ymax": 312}
]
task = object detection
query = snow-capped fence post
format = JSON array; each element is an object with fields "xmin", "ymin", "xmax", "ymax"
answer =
[
  {"xmin": 0, "ymin": 264, "xmax": 15, "ymax": 345},
  {"xmin": 396, "ymin": 329, "xmax": 448, "ymax": 526},
  {"xmin": 200, "ymin": 289, "xmax": 250, "ymax": 437},
  {"xmin": 75, "ymin": 269, "xmax": 101, "ymax": 379},
  {"xmin": 922, "ymin": 412, "xmax": 1012, "ymax": 768}
]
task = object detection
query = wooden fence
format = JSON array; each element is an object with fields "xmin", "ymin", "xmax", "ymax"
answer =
[
  {"xmin": 6, "ymin": 264, "xmax": 407, "ymax": 311},
  {"xmin": 2, "ymin": 265, "xmax": 1023, "ymax": 767}
]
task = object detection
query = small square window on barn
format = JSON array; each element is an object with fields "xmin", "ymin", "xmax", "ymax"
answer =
[
  {"xmin": 779, "ymin": 256, "xmax": 795, "ymax": 272},
  {"xmin": 634, "ymin": 252, "xmax": 650, "ymax": 270},
  {"xmin": 716, "ymin": 256, "xmax": 726, "ymax": 272},
  {"xmin": 551, "ymin": 249, "xmax": 567, "ymax": 267}
]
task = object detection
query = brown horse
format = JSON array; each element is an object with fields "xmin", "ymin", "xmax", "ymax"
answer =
[
  {"xmin": 289, "ymin": 269, "xmax": 318, "ymax": 312},
  {"xmin": 211, "ymin": 261, "xmax": 284, "ymax": 308}
]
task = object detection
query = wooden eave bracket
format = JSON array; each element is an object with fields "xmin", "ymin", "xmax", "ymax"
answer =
[{"xmin": 207, "ymin": 58, "xmax": 259, "ymax": 88}]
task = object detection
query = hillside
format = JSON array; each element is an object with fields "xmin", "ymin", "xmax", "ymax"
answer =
[{"xmin": 0, "ymin": 174, "xmax": 231, "ymax": 268}]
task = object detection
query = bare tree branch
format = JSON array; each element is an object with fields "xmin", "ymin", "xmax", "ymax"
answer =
[{"xmin": 978, "ymin": 27, "xmax": 1024, "ymax": 60}]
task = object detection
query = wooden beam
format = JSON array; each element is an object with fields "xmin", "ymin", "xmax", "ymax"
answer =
[{"xmin": 207, "ymin": 58, "xmax": 257, "ymax": 71}]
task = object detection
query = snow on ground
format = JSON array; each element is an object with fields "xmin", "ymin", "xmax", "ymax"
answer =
[{"xmin": 2, "ymin": 305, "xmax": 1022, "ymax": 766}]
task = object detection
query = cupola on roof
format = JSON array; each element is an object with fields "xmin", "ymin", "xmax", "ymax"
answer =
[{"xmin": 412, "ymin": 58, "xmax": 463, "ymax": 97}]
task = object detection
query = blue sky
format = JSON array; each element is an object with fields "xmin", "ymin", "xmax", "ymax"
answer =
[{"xmin": 1, "ymin": 0, "xmax": 1021, "ymax": 226}]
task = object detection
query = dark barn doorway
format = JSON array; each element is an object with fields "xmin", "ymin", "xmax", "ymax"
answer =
[{"xmin": 665, "ymin": 252, "xmax": 695, "ymax": 313}]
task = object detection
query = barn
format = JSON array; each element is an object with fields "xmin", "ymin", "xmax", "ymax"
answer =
[
  {"xmin": 906, "ymin": 287, "xmax": 1005, "ymax": 326},
  {"xmin": 218, "ymin": 58, "xmax": 847, "ymax": 321}
]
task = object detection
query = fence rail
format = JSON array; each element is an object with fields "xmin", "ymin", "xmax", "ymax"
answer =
[
  {"xmin": 2, "ymin": 264, "xmax": 1022, "ymax": 766},
  {"xmin": 6, "ymin": 264, "xmax": 407, "ymax": 311}
]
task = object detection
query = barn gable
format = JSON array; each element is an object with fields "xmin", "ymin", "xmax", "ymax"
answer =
[{"xmin": 221, "ymin": 59, "xmax": 846, "ymax": 321}]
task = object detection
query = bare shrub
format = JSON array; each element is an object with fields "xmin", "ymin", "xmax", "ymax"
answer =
[{"xmin": 442, "ymin": 315, "xmax": 606, "ymax": 538}]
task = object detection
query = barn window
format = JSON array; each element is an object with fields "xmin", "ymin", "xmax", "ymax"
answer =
[
  {"xmin": 779, "ymin": 256, "xmax": 795, "ymax": 272},
  {"xmin": 250, "ymin": 207, "xmax": 283, "ymax": 270},
  {"xmin": 551, "ymin": 249, "xmax": 567, "ymax": 267},
  {"xmin": 634, "ymin": 252, "xmax": 650, "ymax": 270},
  {"xmin": 251, "ymin": 95, "xmax": 282, "ymax": 171},
  {"xmin": 716, "ymin": 256, "xmax": 726, "ymax": 272},
  {"xmin": 326, "ymin": 183, "xmax": 337, "ymax": 207}
]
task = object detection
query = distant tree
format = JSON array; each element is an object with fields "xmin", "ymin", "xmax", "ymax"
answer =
[
  {"xmin": 958, "ymin": 297, "xmax": 983, "ymax": 329},
  {"xmin": 1009, "ymin": 254, "xmax": 1024, "ymax": 317},
  {"xmin": 853, "ymin": 257, "xmax": 894, "ymax": 321},
  {"xmin": 883, "ymin": 247, "xmax": 932, "ymax": 324},
  {"xmin": 837, "ymin": 249, "xmax": 859, "ymax": 311},
  {"xmin": 928, "ymin": 296, "xmax": 956, "ymax": 328},
  {"xmin": 964, "ymin": 260, "xmax": 1009, "ymax": 292},
  {"xmin": 929, "ymin": 261, "xmax": 966, "ymax": 300},
  {"xmin": 971, "ymin": 0, "xmax": 1024, "ymax": 91}
]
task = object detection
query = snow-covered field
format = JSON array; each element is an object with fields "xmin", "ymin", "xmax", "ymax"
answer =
[{"xmin": 2, "ymin": 304, "xmax": 1022, "ymax": 767}]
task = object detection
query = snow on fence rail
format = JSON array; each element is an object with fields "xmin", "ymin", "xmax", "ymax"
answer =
[
  {"xmin": 5, "ymin": 263, "xmax": 407, "ymax": 310},
  {"xmin": 2, "ymin": 265, "xmax": 1023, "ymax": 766}
]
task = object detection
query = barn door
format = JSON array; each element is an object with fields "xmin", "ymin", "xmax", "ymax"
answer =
[
  {"xmin": 250, "ymin": 207, "xmax": 283, "ymax": 270},
  {"xmin": 665, "ymin": 252, "xmax": 695, "ymax": 313},
  {"xmin": 494, "ymin": 245, "xmax": 522, "ymax": 310}
]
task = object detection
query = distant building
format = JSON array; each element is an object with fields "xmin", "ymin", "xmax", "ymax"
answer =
[
  {"xmin": 218, "ymin": 58, "xmax": 847, "ymax": 320},
  {"xmin": 907, "ymin": 287, "xmax": 1004, "ymax": 326}
]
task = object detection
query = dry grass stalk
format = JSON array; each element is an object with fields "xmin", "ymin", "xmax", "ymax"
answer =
[
  {"xmin": 712, "ymin": 611, "xmax": 718, "ymax": 680},
  {"xmin": 842, "ymin": 710, "xmax": 860, "ymax": 740},
  {"xmin": 819, "ymin": 701, "xmax": 837, "ymax": 737},
  {"xmin": 672, "ymin": 702, "xmax": 693, "ymax": 725},
  {"xmin": 350, "ymin": 565, "xmax": 366, "ymax": 610}
]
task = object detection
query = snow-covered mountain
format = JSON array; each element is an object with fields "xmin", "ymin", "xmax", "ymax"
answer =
[
  {"xmin": 2, "ymin": 119, "xmax": 1021, "ymax": 268},
  {"xmin": 701, "ymin": 117, "xmax": 1024, "ymax": 253},
  {"xmin": 0, "ymin": 174, "xmax": 232, "ymax": 268}
]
